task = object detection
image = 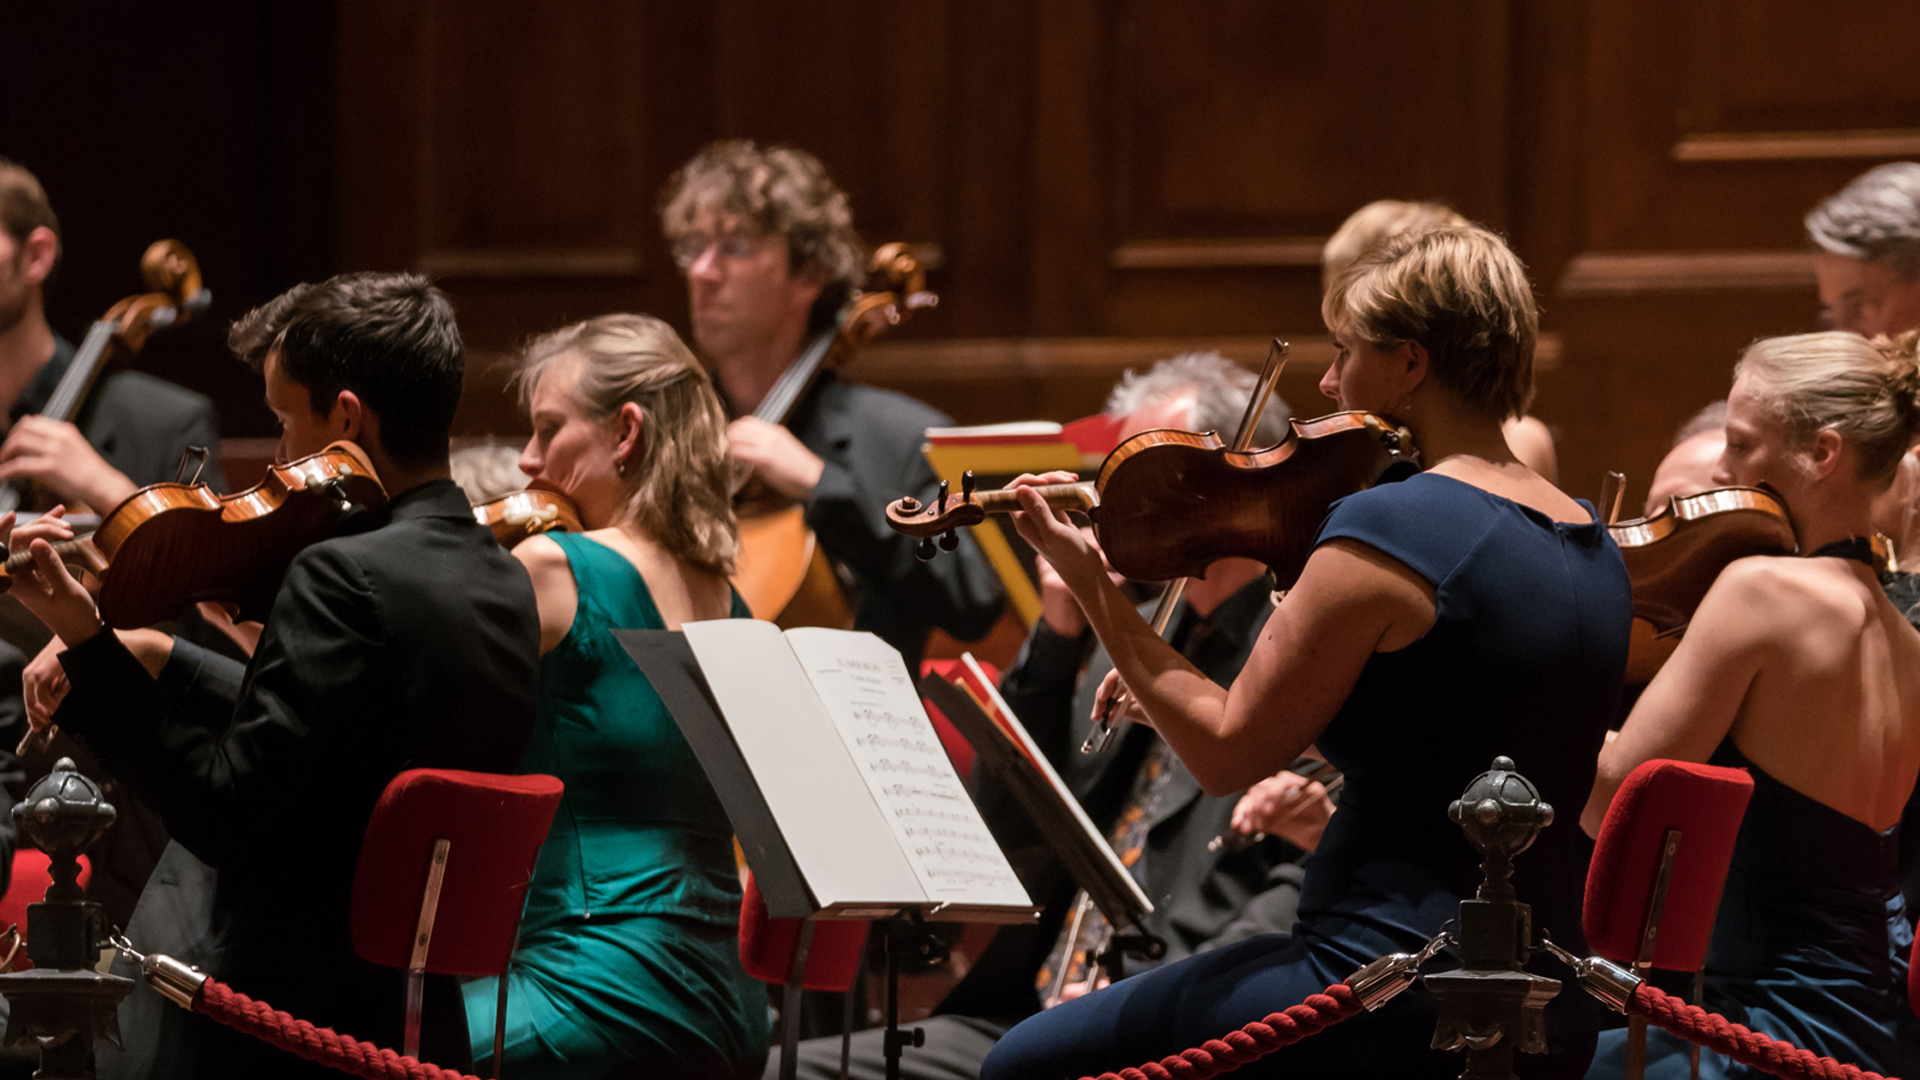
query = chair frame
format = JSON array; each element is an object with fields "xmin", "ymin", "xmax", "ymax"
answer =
[
  {"xmin": 1623, "ymin": 826, "xmax": 1722, "ymax": 1080},
  {"xmin": 401, "ymin": 835, "xmax": 519, "ymax": 1080}
]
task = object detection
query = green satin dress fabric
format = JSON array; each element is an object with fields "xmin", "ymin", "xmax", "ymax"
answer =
[{"xmin": 464, "ymin": 532, "xmax": 768, "ymax": 1079}]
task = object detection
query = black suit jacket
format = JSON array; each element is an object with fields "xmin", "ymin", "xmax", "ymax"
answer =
[
  {"xmin": 0, "ymin": 334, "xmax": 227, "ymax": 908},
  {"xmin": 789, "ymin": 375, "xmax": 1004, "ymax": 670},
  {"xmin": 55, "ymin": 480, "xmax": 539, "ymax": 1078},
  {"xmin": 938, "ymin": 580, "xmax": 1306, "ymax": 1023}
]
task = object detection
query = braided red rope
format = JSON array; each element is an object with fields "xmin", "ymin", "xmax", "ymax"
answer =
[
  {"xmin": 1628, "ymin": 982, "xmax": 1894, "ymax": 1080},
  {"xmin": 192, "ymin": 977, "xmax": 484, "ymax": 1080},
  {"xmin": 1072, "ymin": 982, "xmax": 1363, "ymax": 1080}
]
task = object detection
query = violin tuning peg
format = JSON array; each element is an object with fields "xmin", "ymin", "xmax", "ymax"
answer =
[
  {"xmin": 936, "ymin": 479, "xmax": 950, "ymax": 512},
  {"xmin": 961, "ymin": 470, "xmax": 976, "ymax": 499},
  {"xmin": 939, "ymin": 529, "xmax": 960, "ymax": 552},
  {"xmin": 915, "ymin": 537, "xmax": 938, "ymax": 562}
]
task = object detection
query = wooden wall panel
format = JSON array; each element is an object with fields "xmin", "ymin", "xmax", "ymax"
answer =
[
  {"xmin": 417, "ymin": 2, "xmax": 646, "ymax": 272},
  {"xmin": 322, "ymin": 0, "xmax": 1920, "ymax": 509},
  {"xmin": 1548, "ymin": 0, "xmax": 1920, "ymax": 507}
]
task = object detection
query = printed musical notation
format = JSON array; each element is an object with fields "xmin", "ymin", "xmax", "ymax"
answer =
[
  {"xmin": 857, "ymin": 733, "xmax": 942, "ymax": 755},
  {"xmin": 849, "ymin": 707, "xmax": 918, "ymax": 731},
  {"xmin": 868, "ymin": 757, "xmax": 951, "ymax": 780},
  {"xmin": 788, "ymin": 629, "xmax": 1027, "ymax": 905}
]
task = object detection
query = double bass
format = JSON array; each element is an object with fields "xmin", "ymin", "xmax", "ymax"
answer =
[
  {"xmin": 0, "ymin": 239, "xmax": 212, "ymax": 515},
  {"xmin": 731, "ymin": 242, "xmax": 938, "ymax": 626}
]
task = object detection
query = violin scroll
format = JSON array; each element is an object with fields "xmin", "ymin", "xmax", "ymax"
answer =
[{"xmin": 890, "ymin": 471, "xmax": 1100, "ymax": 553}]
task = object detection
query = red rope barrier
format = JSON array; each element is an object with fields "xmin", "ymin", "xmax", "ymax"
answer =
[
  {"xmin": 1072, "ymin": 982, "xmax": 1363, "ymax": 1080},
  {"xmin": 191, "ymin": 977, "xmax": 484, "ymax": 1080},
  {"xmin": 1628, "ymin": 982, "xmax": 1895, "ymax": 1080}
]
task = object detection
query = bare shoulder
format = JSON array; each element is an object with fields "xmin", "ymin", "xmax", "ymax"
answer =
[
  {"xmin": 1698, "ymin": 554, "xmax": 1864, "ymax": 636},
  {"xmin": 511, "ymin": 534, "xmax": 575, "ymax": 592}
]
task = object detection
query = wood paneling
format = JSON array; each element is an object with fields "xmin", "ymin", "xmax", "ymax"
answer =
[{"xmin": 312, "ymin": 0, "xmax": 1920, "ymax": 507}]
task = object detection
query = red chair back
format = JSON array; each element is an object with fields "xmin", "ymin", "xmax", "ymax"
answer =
[
  {"xmin": 920, "ymin": 658, "xmax": 1003, "ymax": 778},
  {"xmin": 350, "ymin": 769, "xmax": 564, "ymax": 977},
  {"xmin": 1584, "ymin": 759, "xmax": 1752, "ymax": 972},
  {"xmin": 0, "ymin": 851, "xmax": 90, "ymax": 972},
  {"xmin": 738, "ymin": 871, "xmax": 867, "ymax": 992}
]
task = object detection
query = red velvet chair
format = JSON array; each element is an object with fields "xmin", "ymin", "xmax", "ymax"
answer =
[
  {"xmin": 0, "ymin": 850, "xmax": 91, "ymax": 972},
  {"xmin": 1585, "ymin": 758, "xmax": 1753, "ymax": 1080},
  {"xmin": 350, "ymin": 768, "xmax": 564, "ymax": 1076},
  {"xmin": 740, "ymin": 870, "xmax": 869, "ymax": 1080}
]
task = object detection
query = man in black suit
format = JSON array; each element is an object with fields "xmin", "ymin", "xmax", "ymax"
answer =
[
  {"xmin": 6, "ymin": 272, "xmax": 540, "ymax": 1079},
  {"xmin": 659, "ymin": 141, "xmax": 1003, "ymax": 670},
  {"xmin": 767, "ymin": 355, "xmax": 1335, "ymax": 1080},
  {"xmin": 0, "ymin": 158, "xmax": 228, "ymax": 918}
]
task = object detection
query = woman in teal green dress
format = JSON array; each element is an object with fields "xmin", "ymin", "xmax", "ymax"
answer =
[{"xmin": 463, "ymin": 313, "xmax": 768, "ymax": 1079}]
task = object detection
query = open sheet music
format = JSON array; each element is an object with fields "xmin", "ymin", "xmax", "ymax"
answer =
[
  {"xmin": 681, "ymin": 620, "xmax": 1033, "ymax": 921},
  {"xmin": 919, "ymin": 655, "xmax": 1153, "ymax": 928}
]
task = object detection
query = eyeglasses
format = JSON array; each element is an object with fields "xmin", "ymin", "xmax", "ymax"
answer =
[{"xmin": 672, "ymin": 231, "xmax": 765, "ymax": 271}]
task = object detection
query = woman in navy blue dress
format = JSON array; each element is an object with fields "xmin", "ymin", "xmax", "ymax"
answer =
[
  {"xmin": 983, "ymin": 225, "xmax": 1632, "ymax": 1080},
  {"xmin": 1584, "ymin": 331, "xmax": 1920, "ymax": 1079}
]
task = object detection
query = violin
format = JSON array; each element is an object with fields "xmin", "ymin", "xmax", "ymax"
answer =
[
  {"xmin": 1608, "ymin": 486, "xmax": 1797, "ymax": 635},
  {"xmin": 1, "ymin": 442, "xmax": 386, "ymax": 629},
  {"xmin": 472, "ymin": 487, "xmax": 582, "ymax": 549},
  {"xmin": 886, "ymin": 411, "xmax": 1419, "ymax": 588},
  {"xmin": 1606, "ymin": 485, "xmax": 1797, "ymax": 681},
  {"xmin": 733, "ymin": 242, "xmax": 939, "ymax": 627},
  {"xmin": 0, "ymin": 239, "xmax": 212, "ymax": 515}
]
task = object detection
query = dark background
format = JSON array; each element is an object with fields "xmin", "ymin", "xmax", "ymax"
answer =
[{"xmin": 8, "ymin": 0, "xmax": 1920, "ymax": 509}]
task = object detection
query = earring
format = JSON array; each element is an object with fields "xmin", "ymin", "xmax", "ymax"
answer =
[{"xmin": 616, "ymin": 457, "xmax": 627, "ymax": 477}]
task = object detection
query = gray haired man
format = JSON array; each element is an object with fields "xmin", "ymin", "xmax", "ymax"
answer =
[{"xmin": 1807, "ymin": 162, "xmax": 1920, "ymax": 336}]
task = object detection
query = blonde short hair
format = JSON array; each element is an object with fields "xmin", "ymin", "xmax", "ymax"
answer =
[
  {"xmin": 1322, "ymin": 200, "xmax": 1468, "ymax": 292},
  {"xmin": 1733, "ymin": 330, "xmax": 1920, "ymax": 488},
  {"xmin": 516, "ymin": 314, "xmax": 739, "ymax": 575},
  {"xmin": 1321, "ymin": 225, "xmax": 1538, "ymax": 422}
]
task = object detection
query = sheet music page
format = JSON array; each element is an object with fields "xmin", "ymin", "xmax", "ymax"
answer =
[
  {"xmin": 682, "ymin": 620, "xmax": 925, "ymax": 910},
  {"xmin": 959, "ymin": 654, "xmax": 1152, "ymax": 914},
  {"xmin": 785, "ymin": 628, "xmax": 1031, "ymax": 910}
]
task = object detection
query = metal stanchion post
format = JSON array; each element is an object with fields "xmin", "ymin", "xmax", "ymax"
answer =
[{"xmin": 0, "ymin": 758, "xmax": 135, "ymax": 1080}]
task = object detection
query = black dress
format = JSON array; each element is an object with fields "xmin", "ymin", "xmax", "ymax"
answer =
[
  {"xmin": 1586, "ymin": 744, "xmax": 1918, "ymax": 1079},
  {"xmin": 981, "ymin": 472, "xmax": 1631, "ymax": 1080}
]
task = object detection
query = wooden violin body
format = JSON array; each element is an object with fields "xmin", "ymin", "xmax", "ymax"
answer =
[
  {"xmin": 887, "ymin": 411, "xmax": 1417, "ymax": 588},
  {"xmin": 1608, "ymin": 485, "xmax": 1797, "ymax": 636},
  {"xmin": 1, "ymin": 443, "xmax": 389, "ymax": 629},
  {"xmin": 473, "ymin": 487, "xmax": 582, "ymax": 549}
]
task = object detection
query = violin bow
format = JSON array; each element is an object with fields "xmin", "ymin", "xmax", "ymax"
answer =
[{"xmin": 1082, "ymin": 339, "xmax": 1290, "ymax": 754}]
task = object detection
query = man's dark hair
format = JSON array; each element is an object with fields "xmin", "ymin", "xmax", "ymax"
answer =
[
  {"xmin": 229, "ymin": 272, "xmax": 463, "ymax": 468},
  {"xmin": 0, "ymin": 157, "xmax": 59, "ymax": 251}
]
